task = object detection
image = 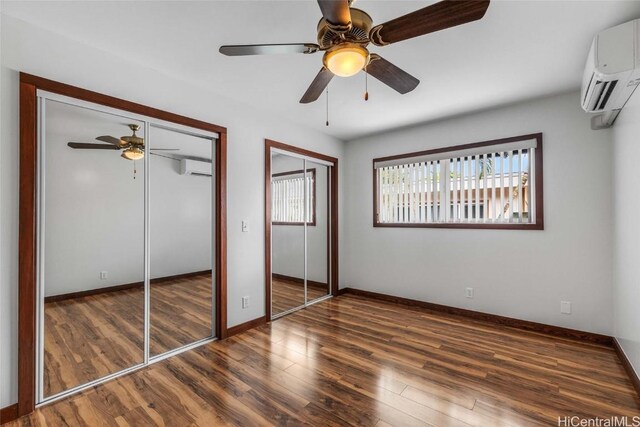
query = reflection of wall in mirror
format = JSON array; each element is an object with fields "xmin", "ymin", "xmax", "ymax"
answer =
[
  {"xmin": 271, "ymin": 154, "xmax": 328, "ymax": 284},
  {"xmin": 43, "ymin": 107, "xmax": 212, "ymax": 297}
]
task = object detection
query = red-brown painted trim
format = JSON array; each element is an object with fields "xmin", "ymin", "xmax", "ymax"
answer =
[
  {"xmin": 18, "ymin": 80, "xmax": 37, "ymax": 417},
  {"xmin": 613, "ymin": 338, "xmax": 640, "ymax": 399},
  {"xmin": 0, "ymin": 404, "xmax": 19, "ymax": 425},
  {"xmin": 216, "ymin": 131, "xmax": 228, "ymax": 339},
  {"xmin": 372, "ymin": 222, "xmax": 545, "ymax": 230},
  {"xmin": 266, "ymin": 139, "xmax": 338, "ymax": 164},
  {"xmin": 43, "ymin": 270, "xmax": 212, "ymax": 303},
  {"xmin": 271, "ymin": 168, "xmax": 316, "ymax": 178},
  {"xmin": 265, "ymin": 139, "xmax": 339, "ymax": 320},
  {"xmin": 265, "ymin": 141, "xmax": 273, "ymax": 322},
  {"xmin": 19, "ymin": 73, "xmax": 226, "ymax": 135},
  {"xmin": 339, "ymin": 287, "xmax": 613, "ymax": 346},
  {"xmin": 18, "ymin": 73, "xmax": 228, "ymax": 416},
  {"xmin": 272, "ymin": 168, "xmax": 317, "ymax": 226},
  {"xmin": 372, "ymin": 133, "xmax": 544, "ymax": 230},
  {"xmin": 226, "ymin": 316, "xmax": 267, "ymax": 338},
  {"xmin": 331, "ymin": 158, "xmax": 339, "ymax": 299}
]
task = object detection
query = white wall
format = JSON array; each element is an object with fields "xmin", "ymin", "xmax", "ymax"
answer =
[
  {"xmin": 0, "ymin": 14, "xmax": 344, "ymax": 407},
  {"xmin": 344, "ymin": 92, "xmax": 613, "ymax": 335},
  {"xmin": 612, "ymin": 90, "xmax": 640, "ymax": 381},
  {"xmin": 271, "ymin": 154, "xmax": 329, "ymax": 284}
]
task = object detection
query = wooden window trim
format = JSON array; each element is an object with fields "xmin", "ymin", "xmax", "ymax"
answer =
[
  {"xmin": 18, "ymin": 73, "xmax": 228, "ymax": 417},
  {"xmin": 271, "ymin": 168, "xmax": 317, "ymax": 226},
  {"xmin": 372, "ymin": 133, "xmax": 544, "ymax": 230}
]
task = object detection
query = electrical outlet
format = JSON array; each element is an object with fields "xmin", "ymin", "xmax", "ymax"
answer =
[
  {"xmin": 242, "ymin": 296, "xmax": 250, "ymax": 309},
  {"xmin": 560, "ymin": 301, "xmax": 572, "ymax": 314},
  {"xmin": 242, "ymin": 220, "xmax": 249, "ymax": 233},
  {"xmin": 465, "ymin": 287, "xmax": 474, "ymax": 299},
  {"xmin": 100, "ymin": 271, "xmax": 108, "ymax": 280}
]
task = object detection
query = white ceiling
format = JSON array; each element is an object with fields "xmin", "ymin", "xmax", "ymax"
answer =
[{"xmin": 3, "ymin": 0, "xmax": 640, "ymax": 141}]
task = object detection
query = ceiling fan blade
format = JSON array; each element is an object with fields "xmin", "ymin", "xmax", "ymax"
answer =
[
  {"xmin": 366, "ymin": 54, "xmax": 419, "ymax": 94},
  {"xmin": 96, "ymin": 135, "xmax": 124, "ymax": 145},
  {"xmin": 317, "ymin": 0, "xmax": 352, "ymax": 31},
  {"xmin": 300, "ymin": 68, "xmax": 334, "ymax": 104},
  {"xmin": 68, "ymin": 142, "xmax": 120, "ymax": 150},
  {"xmin": 369, "ymin": 0, "xmax": 490, "ymax": 46},
  {"xmin": 150, "ymin": 152, "xmax": 212, "ymax": 163},
  {"xmin": 219, "ymin": 43, "xmax": 319, "ymax": 56}
]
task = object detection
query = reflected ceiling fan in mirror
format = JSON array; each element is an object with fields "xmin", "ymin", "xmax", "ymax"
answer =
[
  {"xmin": 219, "ymin": 0, "xmax": 490, "ymax": 103},
  {"xmin": 67, "ymin": 124, "xmax": 179, "ymax": 161}
]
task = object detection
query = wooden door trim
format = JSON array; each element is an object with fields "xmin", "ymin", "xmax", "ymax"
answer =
[
  {"xmin": 18, "ymin": 73, "xmax": 228, "ymax": 416},
  {"xmin": 264, "ymin": 139, "xmax": 339, "ymax": 321}
]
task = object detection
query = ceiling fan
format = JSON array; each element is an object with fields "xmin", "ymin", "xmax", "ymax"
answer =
[
  {"xmin": 67, "ymin": 124, "xmax": 178, "ymax": 161},
  {"xmin": 67, "ymin": 124, "xmax": 213, "ymax": 163},
  {"xmin": 219, "ymin": 0, "xmax": 490, "ymax": 103}
]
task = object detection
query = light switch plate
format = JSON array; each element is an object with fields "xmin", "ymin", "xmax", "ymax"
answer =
[{"xmin": 241, "ymin": 220, "xmax": 249, "ymax": 233}]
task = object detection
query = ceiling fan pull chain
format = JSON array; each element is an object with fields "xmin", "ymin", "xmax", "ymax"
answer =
[
  {"xmin": 133, "ymin": 160, "xmax": 137, "ymax": 180},
  {"xmin": 364, "ymin": 65, "xmax": 369, "ymax": 101},
  {"xmin": 326, "ymin": 87, "xmax": 330, "ymax": 126}
]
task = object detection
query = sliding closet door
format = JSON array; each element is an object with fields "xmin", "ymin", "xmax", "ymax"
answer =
[
  {"xmin": 149, "ymin": 125, "xmax": 215, "ymax": 357},
  {"xmin": 271, "ymin": 152, "xmax": 306, "ymax": 316},
  {"xmin": 305, "ymin": 160, "xmax": 331, "ymax": 303},
  {"xmin": 41, "ymin": 99, "xmax": 145, "ymax": 400}
]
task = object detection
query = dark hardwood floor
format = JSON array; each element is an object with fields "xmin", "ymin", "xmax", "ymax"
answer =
[
  {"xmin": 12, "ymin": 293, "xmax": 640, "ymax": 426},
  {"xmin": 271, "ymin": 277, "xmax": 329, "ymax": 315},
  {"xmin": 43, "ymin": 273, "xmax": 212, "ymax": 397}
]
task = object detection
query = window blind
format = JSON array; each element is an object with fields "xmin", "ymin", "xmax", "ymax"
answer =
[
  {"xmin": 375, "ymin": 138, "xmax": 537, "ymax": 225},
  {"xmin": 272, "ymin": 172, "xmax": 314, "ymax": 224}
]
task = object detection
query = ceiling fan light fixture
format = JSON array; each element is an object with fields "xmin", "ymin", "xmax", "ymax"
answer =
[
  {"xmin": 121, "ymin": 146, "xmax": 145, "ymax": 161},
  {"xmin": 323, "ymin": 44, "xmax": 369, "ymax": 77}
]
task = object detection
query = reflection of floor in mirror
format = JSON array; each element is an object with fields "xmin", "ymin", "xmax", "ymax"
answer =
[
  {"xmin": 272, "ymin": 277, "xmax": 329, "ymax": 316},
  {"xmin": 43, "ymin": 273, "xmax": 212, "ymax": 398}
]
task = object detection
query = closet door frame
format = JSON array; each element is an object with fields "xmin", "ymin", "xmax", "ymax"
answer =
[
  {"xmin": 264, "ymin": 139, "xmax": 339, "ymax": 321},
  {"xmin": 18, "ymin": 73, "xmax": 228, "ymax": 417}
]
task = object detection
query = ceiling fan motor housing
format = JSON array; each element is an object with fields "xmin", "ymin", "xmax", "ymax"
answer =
[
  {"xmin": 122, "ymin": 124, "xmax": 144, "ymax": 147},
  {"xmin": 316, "ymin": 8, "xmax": 372, "ymax": 49}
]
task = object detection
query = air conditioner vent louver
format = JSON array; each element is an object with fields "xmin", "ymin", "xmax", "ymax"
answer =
[
  {"xmin": 597, "ymin": 80, "xmax": 618, "ymax": 110},
  {"xmin": 589, "ymin": 80, "xmax": 619, "ymax": 111}
]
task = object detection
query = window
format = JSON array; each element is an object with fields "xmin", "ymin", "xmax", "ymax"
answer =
[
  {"xmin": 272, "ymin": 169, "xmax": 316, "ymax": 225},
  {"xmin": 373, "ymin": 134, "xmax": 543, "ymax": 229}
]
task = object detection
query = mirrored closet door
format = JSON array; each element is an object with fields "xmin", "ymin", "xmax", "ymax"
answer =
[
  {"xmin": 41, "ymin": 99, "xmax": 146, "ymax": 399},
  {"xmin": 149, "ymin": 125, "xmax": 215, "ymax": 357},
  {"xmin": 270, "ymin": 152, "xmax": 306, "ymax": 316},
  {"xmin": 305, "ymin": 159, "xmax": 331, "ymax": 304},
  {"xmin": 268, "ymin": 144, "xmax": 336, "ymax": 320},
  {"xmin": 37, "ymin": 91, "xmax": 218, "ymax": 404}
]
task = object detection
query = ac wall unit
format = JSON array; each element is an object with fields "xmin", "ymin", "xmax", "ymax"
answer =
[
  {"xmin": 179, "ymin": 159, "xmax": 212, "ymax": 176},
  {"xmin": 581, "ymin": 19, "xmax": 640, "ymax": 129}
]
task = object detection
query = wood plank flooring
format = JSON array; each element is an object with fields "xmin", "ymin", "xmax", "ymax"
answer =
[
  {"xmin": 43, "ymin": 273, "xmax": 212, "ymax": 397},
  {"xmin": 271, "ymin": 277, "xmax": 329, "ymax": 315},
  {"xmin": 12, "ymin": 293, "xmax": 640, "ymax": 426}
]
